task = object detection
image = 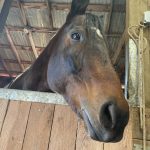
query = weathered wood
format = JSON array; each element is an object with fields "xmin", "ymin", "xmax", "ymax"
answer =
[
  {"xmin": 48, "ymin": 105, "xmax": 78, "ymax": 150},
  {"xmin": 0, "ymin": 89, "xmax": 67, "ymax": 105},
  {"xmin": 0, "ymin": 99, "xmax": 9, "ymax": 132},
  {"xmin": 133, "ymin": 139, "xmax": 150, "ymax": 150},
  {"xmin": 28, "ymin": 31, "xmax": 39, "ymax": 58},
  {"xmin": 5, "ymin": 27, "xmax": 24, "ymax": 71},
  {"xmin": 22, "ymin": 103, "xmax": 55, "ymax": 150},
  {"xmin": 76, "ymin": 120, "xmax": 104, "ymax": 150},
  {"xmin": 0, "ymin": 101, "xmax": 31, "ymax": 150},
  {"xmin": 132, "ymin": 107, "xmax": 150, "ymax": 140},
  {"xmin": 104, "ymin": 114, "xmax": 132, "ymax": 150}
]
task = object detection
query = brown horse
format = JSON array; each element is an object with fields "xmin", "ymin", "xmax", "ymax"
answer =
[{"xmin": 8, "ymin": 0, "xmax": 129, "ymax": 142}]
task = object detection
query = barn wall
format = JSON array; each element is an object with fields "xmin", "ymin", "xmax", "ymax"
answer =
[{"xmin": 128, "ymin": 0, "xmax": 150, "ymax": 149}]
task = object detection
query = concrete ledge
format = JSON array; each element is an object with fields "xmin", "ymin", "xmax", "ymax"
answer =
[{"xmin": 0, "ymin": 88, "xmax": 67, "ymax": 105}]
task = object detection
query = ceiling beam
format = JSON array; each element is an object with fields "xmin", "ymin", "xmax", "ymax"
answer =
[
  {"xmin": 46, "ymin": 0, "xmax": 54, "ymax": 30},
  {"xmin": 105, "ymin": 0, "xmax": 113, "ymax": 33},
  {"xmin": 11, "ymin": 1, "xmax": 125, "ymax": 12},
  {"xmin": 28, "ymin": 30, "xmax": 39, "ymax": 58},
  {"xmin": 17, "ymin": 0, "xmax": 39, "ymax": 59},
  {"xmin": 2, "ymin": 58, "xmax": 32, "ymax": 64},
  {"xmin": 5, "ymin": 27, "xmax": 24, "ymax": 71},
  {"xmin": 0, "ymin": 44, "xmax": 43, "ymax": 51},
  {"xmin": 6, "ymin": 25, "xmax": 122, "ymax": 37}
]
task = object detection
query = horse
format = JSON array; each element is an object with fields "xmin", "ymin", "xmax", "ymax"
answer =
[{"xmin": 8, "ymin": 0, "xmax": 129, "ymax": 142}]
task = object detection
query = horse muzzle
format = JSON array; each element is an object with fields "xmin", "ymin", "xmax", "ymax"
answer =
[{"xmin": 81, "ymin": 100, "xmax": 129, "ymax": 142}]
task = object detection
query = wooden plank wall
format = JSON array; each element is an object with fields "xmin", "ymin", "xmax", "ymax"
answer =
[
  {"xmin": 0, "ymin": 99, "xmax": 133, "ymax": 150},
  {"xmin": 128, "ymin": 0, "xmax": 150, "ymax": 149}
]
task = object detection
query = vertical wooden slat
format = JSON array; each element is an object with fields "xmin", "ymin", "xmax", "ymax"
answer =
[
  {"xmin": 0, "ymin": 99, "xmax": 9, "ymax": 133},
  {"xmin": 22, "ymin": 103, "xmax": 55, "ymax": 150},
  {"xmin": 0, "ymin": 101, "xmax": 31, "ymax": 150},
  {"xmin": 48, "ymin": 105, "xmax": 78, "ymax": 150},
  {"xmin": 76, "ymin": 120, "xmax": 104, "ymax": 150}
]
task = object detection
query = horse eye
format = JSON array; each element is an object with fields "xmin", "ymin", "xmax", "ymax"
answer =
[{"xmin": 71, "ymin": 32, "xmax": 81, "ymax": 41}]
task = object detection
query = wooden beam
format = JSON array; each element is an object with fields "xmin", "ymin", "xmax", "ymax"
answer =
[
  {"xmin": 0, "ymin": 89, "xmax": 67, "ymax": 105},
  {"xmin": 111, "ymin": 30, "xmax": 127, "ymax": 65},
  {"xmin": 28, "ymin": 31, "xmax": 39, "ymax": 58},
  {"xmin": 2, "ymin": 58, "xmax": 32, "ymax": 64},
  {"xmin": 17, "ymin": 0, "xmax": 28, "ymax": 25},
  {"xmin": 11, "ymin": 1, "xmax": 125, "ymax": 12},
  {"xmin": 5, "ymin": 27, "xmax": 24, "ymax": 71},
  {"xmin": 45, "ymin": 0, "xmax": 54, "ymax": 30},
  {"xmin": 6, "ymin": 25, "xmax": 57, "ymax": 33},
  {"xmin": 16, "ymin": 1, "xmax": 39, "ymax": 59},
  {"xmin": 105, "ymin": 0, "xmax": 113, "ymax": 33},
  {"xmin": 0, "ymin": 44, "xmax": 43, "ymax": 51}
]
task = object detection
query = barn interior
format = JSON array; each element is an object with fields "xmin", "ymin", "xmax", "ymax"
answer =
[{"xmin": 0, "ymin": 0, "xmax": 126, "ymax": 88}]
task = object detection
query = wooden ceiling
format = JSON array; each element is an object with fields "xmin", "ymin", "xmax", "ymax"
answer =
[{"xmin": 0, "ymin": 0, "xmax": 126, "ymax": 78}]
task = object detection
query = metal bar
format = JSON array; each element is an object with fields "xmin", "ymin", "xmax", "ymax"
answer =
[
  {"xmin": 0, "ymin": 88, "xmax": 67, "ymax": 105},
  {"xmin": 125, "ymin": 42, "xmax": 129, "ymax": 99}
]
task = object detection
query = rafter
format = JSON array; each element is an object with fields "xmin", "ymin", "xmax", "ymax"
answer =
[
  {"xmin": 46, "ymin": 0, "xmax": 53, "ymax": 30},
  {"xmin": 5, "ymin": 27, "xmax": 24, "ymax": 71},
  {"xmin": 105, "ymin": 0, "xmax": 113, "ymax": 33},
  {"xmin": 28, "ymin": 30, "xmax": 39, "ymax": 58},
  {"xmin": 17, "ymin": 0, "xmax": 39, "ymax": 59},
  {"xmin": 11, "ymin": 1, "xmax": 125, "ymax": 12}
]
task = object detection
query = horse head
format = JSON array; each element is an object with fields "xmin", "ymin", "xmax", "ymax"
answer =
[{"xmin": 47, "ymin": 0, "xmax": 129, "ymax": 142}]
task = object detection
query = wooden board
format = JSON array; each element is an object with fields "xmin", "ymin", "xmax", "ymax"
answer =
[
  {"xmin": 76, "ymin": 120, "xmax": 104, "ymax": 150},
  {"xmin": 48, "ymin": 105, "xmax": 78, "ymax": 150},
  {"xmin": 133, "ymin": 139, "xmax": 150, "ymax": 150},
  {"xmin": 22, "ymin": 103, "xmax": 55, "ymax": 150},
  {"xmin": 132, "ymin": 108, "xmax": 150, "ymax": 140},
  {"xmin": 0, "ymin": 99, "xmax": 9, "ymax": 132},
  {"xmin": 0, "ymin": 101, "xmax": 31, "ymax": 150}
]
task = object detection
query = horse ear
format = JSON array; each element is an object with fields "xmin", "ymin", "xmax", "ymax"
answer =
[{"xmin": 66, "ymin": 0, "xmax": 89, "ymax": 22}]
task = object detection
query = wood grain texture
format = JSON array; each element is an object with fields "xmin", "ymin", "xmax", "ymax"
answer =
[
  {"xmin": 22, "ymin": 103, "xmax": 55, "ymax": 150},
  {"xmin": 0, "ymin": 99, "xmax": 9, "ymax": 132},
  {"xmin": 0, "ymin": 101, "xmax": 31, "ymax": 150},
  {"xmin": 48, "ymin": 105, "xmax": 78, "ymax": 150},
  {"xmin": 132, "ymin": 108, "xmax": 150, "ymax": 140},
  {"xmin": 76, "ymin": 120, "xmax": 104, "ymax": 150}
]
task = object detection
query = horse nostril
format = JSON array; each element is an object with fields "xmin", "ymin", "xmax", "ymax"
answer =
[{"xmin": 100, "ymin": 102, "xmax": 117, "ymax": 129}]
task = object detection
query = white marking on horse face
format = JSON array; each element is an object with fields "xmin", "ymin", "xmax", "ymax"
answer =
[{"xmin": 90, "ymin": 27, "xmax": 103, "ymax": 38}]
